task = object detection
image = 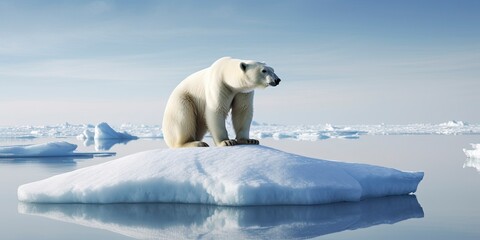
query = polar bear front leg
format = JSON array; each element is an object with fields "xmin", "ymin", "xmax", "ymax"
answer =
[
  {"xmin": 232, "ymin": 92, "xmax": 259, "ymax": 145},
  {"xmin": 206, "ymin": 109, "xmax": 237, "ymax": 146}
]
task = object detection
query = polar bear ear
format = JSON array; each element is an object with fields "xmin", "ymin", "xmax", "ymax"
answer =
[{"xmin": 240, "ymin": 62, "xmax": 248, "ymax": 72}]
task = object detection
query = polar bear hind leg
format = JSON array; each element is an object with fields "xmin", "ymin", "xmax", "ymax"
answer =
[{"xmin": 163, "ymin": 96, "xmax": 209, "ymax": 148}]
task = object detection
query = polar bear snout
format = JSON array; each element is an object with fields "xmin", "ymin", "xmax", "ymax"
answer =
[
  {"xmin": 266, "ymin": 71, "xmax": 281, "ymax": 87},
  {"xmin": 269, "ymin": 77, "xmax": 281, "ymax": 87}
]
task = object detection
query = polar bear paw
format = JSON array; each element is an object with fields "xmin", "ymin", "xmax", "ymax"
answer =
[
  {"xmin": 219, "ymin": 139, "xmax": 238, "ymax": 147},
  {"xmin": 183, "ymin": 141, "xmax": 209, "ymax": 147},
  {"xmin": 237, "ymin": 139, "xmax": 260, "ymax": 145}
]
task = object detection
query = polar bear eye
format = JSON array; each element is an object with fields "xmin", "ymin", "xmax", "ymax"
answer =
[{"xmin": 261, "ymin": 69, "xmax": 267, "ymax": 73}]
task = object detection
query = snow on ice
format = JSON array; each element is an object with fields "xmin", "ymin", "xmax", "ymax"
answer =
[
  {"xmin": 18, "ymin": 145, "xmax": 423, "ymax": 205},
  {"xmin": 0, "ymin": 141, "xmax": 114, "ymax": 158}
]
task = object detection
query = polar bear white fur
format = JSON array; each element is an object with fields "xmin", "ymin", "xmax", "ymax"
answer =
[{"xmin": 162, "ymin": 57, "xmax": 281, "ymax": 148}]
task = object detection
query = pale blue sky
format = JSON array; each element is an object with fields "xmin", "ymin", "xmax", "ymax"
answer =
[{"xmin": 0, "ymin": 0, "xmax": 479, "ymax": 125}]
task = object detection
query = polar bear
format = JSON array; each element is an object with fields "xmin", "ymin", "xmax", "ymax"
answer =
[{"xmin": 162, "ymin": 57, "xmax": 281, "ymax": 148}]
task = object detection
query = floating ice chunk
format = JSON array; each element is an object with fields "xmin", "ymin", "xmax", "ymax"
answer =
[
  {"xmin": 297, "ymin": 132, "xmax": 328, "ymax": 141},
  {"xmin": 94, "ymin": 122, "xmax": 138, "ymax": 140},
  {"xmin": 462, "ymin": 144, "xmax": 480, "ymax": 172},
  {"xmin": 440, "ymin": 120, "xmax": 467, "ymax": 127},
  {"xmin": 76, "ymin": 129, "xmax": 94, "ymax": 140},
  {"xmin": 0, "ymin": 141, "xmax": 115, "ymax": 158},
  {"xmin": 76, "ymin": 123, "xmax": 138, "ymax": 150},
  {"xmin": 251, "ymin": 131, "xmax": 273, "ymax": 139},
  {"xmin": 18, "ymin": 195, "xmax": 423, "ymax": 239},
  {"xmin": 463, "ymin": 144, "xmax": 480, "ymax": 159},
  {"xmin": 324, "ymin": 123, "xmax": 338, "ymax": 131},
  {"xmin": 18, "ymin": 146, "xmax": 423, "ymax": 205},
  {"xmin": 272, "ymin": 132, "xmax": 295, "ymax": 140},
  {"xmin": 0, "ymin": 141, "xmax": 77, "ymax": 157}
]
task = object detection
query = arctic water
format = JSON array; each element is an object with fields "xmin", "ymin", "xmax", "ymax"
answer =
[{"xmin": 0, "ymin": 128, "xmax": 479, "ymax": 239}]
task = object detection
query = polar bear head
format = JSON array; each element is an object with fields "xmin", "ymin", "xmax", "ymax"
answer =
[{"xmin": 239, "ymin": 61, "xmax": 281, "ymax": 91}]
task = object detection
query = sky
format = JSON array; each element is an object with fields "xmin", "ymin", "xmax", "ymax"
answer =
[{"xmin": 0, "ymin": 0, "xmax": 479, "ymax": 126}]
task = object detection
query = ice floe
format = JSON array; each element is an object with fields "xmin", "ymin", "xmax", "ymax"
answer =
[
  {"xmin": 463, "ymin": 144, "xmax": 480, "ymax": 159},
  {"xmin": 18, "ymin": 195, "xmax": 423, "ymax": 239},
  {"xmin": 76, "ymin": 129, "xmax": 94, "ymax": 140},
  {"xmin": 463, "ymin": 144, "xmax": 480, "ymax": 172},
  {"xmin": 2, "ymin": 120, "xmax": 478, "ymax": 140},
  {"xmin": 18, "ymin": 145, "xmax": 423, "ymax": 205},
  {"xmin": 0, "ymin": 141, "xmax": 114, "ymax": 158},
  {"xmin": 94, "ymin": 122, "xmax": 138, "ymax": 140},
  {"xmin": 74, "ymin": 122, "xmax": 139, "ymax": 150}
]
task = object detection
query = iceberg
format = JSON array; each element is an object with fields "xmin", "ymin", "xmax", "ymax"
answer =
[
  {"xmin": 75, "ymin": 123, "xmax": 138, "ymax": 150},
  {"xmin": 18, "ymin": 145, "xmax": 423, "ymax": 205},
  {"xmin": 18, "ymin": 195, "xmax": 423, "ymax": 239},
  {"xmin": 94, "ymin": 122, "xmax": 138, "ymax": 140},
  {"xmin": 76, "ymin": 129, "xmax": 94, "ymax": 140},
  {"xmin": 464, "ymin": 144, "xmax": 480, "ymax": 159},
  {"xmin": 0, "ymin": 141, "xmax": 114, "ymax": 158}
]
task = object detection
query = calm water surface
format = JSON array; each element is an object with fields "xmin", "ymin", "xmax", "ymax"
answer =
[{"xmin": 0, "ymin": 135, "xmax": 479, "ymax": 239}]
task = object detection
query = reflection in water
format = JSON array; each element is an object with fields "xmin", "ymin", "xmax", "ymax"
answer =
[
  {"xmin": 0, "ymin": 156, "xmax": 79, "ymax": 166},
  {"xmin": 82, "ymin": 138, "xmax": 135, "ymax": 151},
  {"xmin": 0, "ymin": 154, "xmax": 115, "ymax": 168},
  {"xmin": 92, "ymin": 139, "xmax": 135, "ymax": 151},
  {"xmin": 464, "ymin": 158, "xmax": 480, "ymax": 172},
  {"xmin": 19, "ymin": 195, "xmax": 423, "ymax": 239}
]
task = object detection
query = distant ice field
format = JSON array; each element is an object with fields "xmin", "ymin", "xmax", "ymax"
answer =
[{"xmin": 1, "ymin": 120, "xmax": 478, "ymax": 140}]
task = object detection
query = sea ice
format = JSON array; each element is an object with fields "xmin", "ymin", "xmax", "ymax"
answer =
[
  {"xmin": 1, "ymin": 121, "xmax": 479, "ymax": 139},
  {"xmin": 0, "ymin": 141, "xmax": 77, "ymax": 157},
  {"xmin": 76, "ymin": 129, "xmax": 94, "ymax": 140},
  {"xmin": 0, "ymin": 141, "xmax": 114, "ymax": 158},
  {"xmin": 463, "ymin": 144, "xmax": 480, "ymax": 159},
  {"xmin": 18, "ymin": 145, "xmax": 423, "ymax": 205}
]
